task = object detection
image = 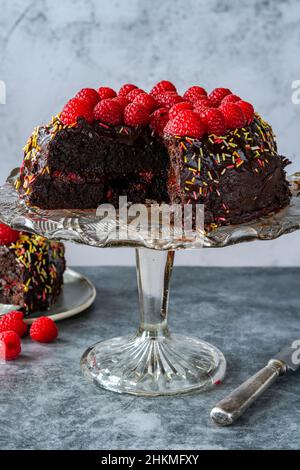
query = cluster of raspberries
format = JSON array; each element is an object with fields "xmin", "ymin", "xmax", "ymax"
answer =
[
  {"xmin": 0, "ymin": 311, "xmax": 58, "ymax": 360},
  {"xmin": 60, "ymin": 81, "xmax": 255, "ymax": 139}
]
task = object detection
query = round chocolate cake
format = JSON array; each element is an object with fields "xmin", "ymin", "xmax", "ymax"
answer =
[{"xmin": 16, "ymin": 81, "xmax": 291, "ymax": 230}]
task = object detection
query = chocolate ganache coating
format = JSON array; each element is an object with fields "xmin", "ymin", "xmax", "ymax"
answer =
[{"xmin": 16, "ymin": 113, "xmax": 291, "ymax": 230}]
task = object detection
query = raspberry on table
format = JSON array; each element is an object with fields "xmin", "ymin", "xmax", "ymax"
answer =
[
  {"xmin": 0, "ymin": 330, "xmax": 21, "ymax": 361},
  {"xmin": 0, "ymin": 310, "xmax": 27, "ymax": 337},
  {"xmin": 30, "ymin": 316, "xmax": 58, "ymax": 343}
]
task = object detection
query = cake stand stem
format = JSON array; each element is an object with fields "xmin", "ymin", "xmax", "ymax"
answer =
[
  {"xmin": 136, "ymin": 248, "xmax": 174, "ymax": 339},
  {"xmin": 81, "ymin": 248, "xmax": 226, "ymax": 396}
]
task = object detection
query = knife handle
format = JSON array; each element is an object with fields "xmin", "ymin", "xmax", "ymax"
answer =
[{"xmin": 210, "ymin": 359, "xmax": 286, "ymax": 426}]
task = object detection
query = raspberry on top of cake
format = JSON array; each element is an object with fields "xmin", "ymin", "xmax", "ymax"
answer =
[
  {"xmin": 16, "ymin": 81, "xmax": 291, "ymax": 229},
  {"xmin": 0, "ymin": 223, "xmax": 65, "ymax": 315}
]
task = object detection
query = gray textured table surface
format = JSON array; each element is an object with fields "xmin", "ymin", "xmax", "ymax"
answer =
[{"xmin": 1, "ymin": 266, "xmax": 300, "ymax": 450}]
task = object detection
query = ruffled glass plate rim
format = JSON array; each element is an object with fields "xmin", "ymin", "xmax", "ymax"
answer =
[{"xmin": 0, "ymin": 168, "xmax": 299, "ymax": 250}]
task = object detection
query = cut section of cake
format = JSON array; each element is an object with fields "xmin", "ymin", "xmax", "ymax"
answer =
[
  {"xmin": 164, "ymin": 115, "xmax": 291, "ymax": 227},
  {"xmin": 16, "ymin": 82, "xmax": 291, "ymax": 229},
  {"xmin": 0, "ymin": 224, "xmax": 65, "ymax": 315},
  {"xmin": 17, "ymin": 118, "xmax": 169, "ymax": 209}
]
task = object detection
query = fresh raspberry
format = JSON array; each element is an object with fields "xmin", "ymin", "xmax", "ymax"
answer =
[
  {"xmin": 195, "ymin": 96, "xmax": 215, "ymax": 105},
  {"xmin": 197, "ymin": 108, "xmax": 227, "ymax": 136},
  {"xmin": 97, "ymin": 87, "xmax": 117, "ymax": 100},
  {"xmin": 208, "ymin": 88, "xmax": 232, "ymax": 107},
  {"xmin": 149, "ymin": 80, "xmax": 177, "ymax": 97},
  {"xmin": 0, "ymin": 223, "xmax": 20, "ymax": 246},
  {"xmin": 0, "ymin": 311, "xmax": 27, "ymax": 337},
  {"xmin": 124, "ymin": 103, "xmax": 150, "ymax": 126},
  {"xmin": 126, "ymin": 88, "xmax": 144, "ymax": 101},
  {"xmin": 118, "ymin": 83, "xmax": 138, "ymax": 97},
  {"xmin": 93, "ymin": 99, "xmax": 123, "ymax": 125},
  {"xmin": 113, "ymin": 96, "xmax": 130, "ymax": 109},
  {"xmin": 150, "ymin": 108, "xmax": 169, "ymax": 136},
  {"xmin": 193, "ymin": 97, "xmax": 215, "ymax": 115},
  {"xmin": 61, "ymin": 98, "xmax": 94, "ymax": 125},
  {"xmin": 169, "ymin": 102, "xmax": 193, "ymax": 120},
  {"xmin": 236, "ymin": 100, "xmax": 255, "ymax": 125},
  {"xmin": 133, "ymin": 92, "xmax": 157, "ymax": 112},
  {"xmin": 0, "ymin": 331, "xmax": 21, "ymax": 361},
  {"xmin": 164, "ymin": 110, "xmax": 206, "ymax": 139},
  {"xmin": 220, "ymin": 102, "xmax": 246, "ymax": 130},
  {"xmin": 75, "ymin": 88, "xmax": 100, "ymax": 108},
  {"xmin": 155, "ymin": 92, "xmax": 183, "ymax": 109},
  {"xmin": 221, "ymin": 94, "xmax": 241, "ymax": 105},
  {"xmin": 30, "ymin": 316, "xmax": 58, "ymax": 343},
  {"xmin": 6, "ymin": 311, "xmax": 23, "ymax": 320},
  {"xmin": 183, "ymin": 86, "xmax": 207, "ymax": 103}
]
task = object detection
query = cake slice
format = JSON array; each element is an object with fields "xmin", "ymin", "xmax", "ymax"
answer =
[
  {"xmin": 0, "ymin": 224, "xmax": 65, "ymax": 315},
  {"xmin": 16, "ymin": 82, "xmax": 291, "ymax": 229},
  {"xmin": 17, "ymin": 117, "xmax": 169, "ymax": 209}
]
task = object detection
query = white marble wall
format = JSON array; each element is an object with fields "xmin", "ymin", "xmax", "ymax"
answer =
[{"xmin": 1, "ymin": 0, "xmax": 300, "ymax": 266}]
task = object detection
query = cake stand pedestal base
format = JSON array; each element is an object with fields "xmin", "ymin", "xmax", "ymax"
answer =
[{"xmin": 80, "ymin": 249, "xmax": 226, "ymax": 396}]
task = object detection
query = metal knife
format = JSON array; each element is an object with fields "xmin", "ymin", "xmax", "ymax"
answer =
[{"xmin": 210, "ymin": 339, "xmax": 300, "ymax": 426}]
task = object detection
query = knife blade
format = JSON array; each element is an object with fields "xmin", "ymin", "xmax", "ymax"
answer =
[{"xmin": 210, "ymin": 339, "xmax": 300, "ymax": 426}]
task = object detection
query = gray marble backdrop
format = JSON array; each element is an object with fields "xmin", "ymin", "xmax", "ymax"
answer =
[{"xmin": 0, "ymin": 0, "xmax": 300, "ymax": 266}]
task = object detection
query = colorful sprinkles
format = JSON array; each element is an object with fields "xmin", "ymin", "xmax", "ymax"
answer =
[
  {"xmin": 171, "ymin": 114, "xmax": 284, "ymax": 229},
  {"xmin": 10, "ymin": 233, "xmax": 65, "ymax": 313},
  {"xmin": 15, "ymin": 109, "xmax": 289, "ymax": 232},
  {"xmin": 15, "ymin": 115, "xmax": 73, "ymax": 195}
]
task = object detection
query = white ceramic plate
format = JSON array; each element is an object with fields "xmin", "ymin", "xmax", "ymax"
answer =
[{"xmin": 0, "ymin": 268, "xmax": 96, "ymax": 324}]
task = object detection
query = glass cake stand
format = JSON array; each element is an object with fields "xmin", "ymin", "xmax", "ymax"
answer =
[{"xmin": 0, "ymin": 169, "xmax": 300, "ymax": 396}]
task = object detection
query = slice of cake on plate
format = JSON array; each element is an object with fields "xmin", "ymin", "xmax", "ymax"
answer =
[
  {"xmin": 16, "ymin": 81, "xmax": 291, "ymax": 230},
  {"xmin": 0, "ymin": 224, "xmax": 65, "ymax": 315}
]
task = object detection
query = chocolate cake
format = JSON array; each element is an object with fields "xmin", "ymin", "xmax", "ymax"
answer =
[
  {"xmin": 0, "ymin": 225, "xmax": 65, "ymax": 314},
  {"xmin": 16, "ymin": 82, "xmax": 291, "ymax": 229}
]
